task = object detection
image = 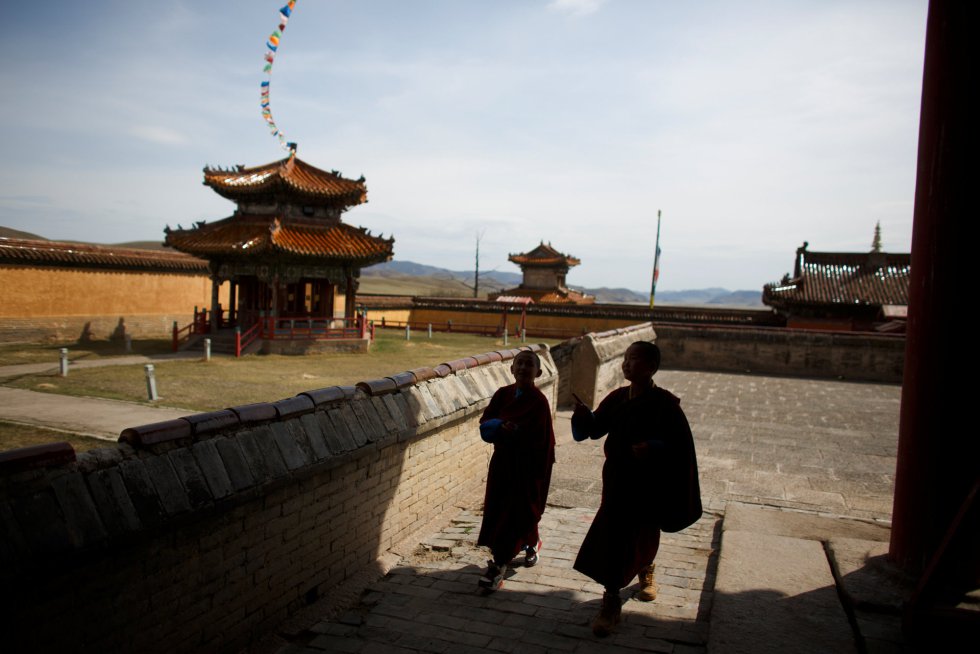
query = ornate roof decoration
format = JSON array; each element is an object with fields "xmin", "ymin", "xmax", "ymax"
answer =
[
  {"xmin": 508, "ymin": 241, "xmax": 580, "ymax": 268},
  {"xmin": 164, "ymin": 214, "xmax": 393, "ymax": 267},
  {"xmin": 203, "ymin": 156, "xmax": 367, "ymax": 208},
  {"xmin": 0, "ymin": 237, "xmax": 208, "ymax": 273},
  {"xmin": 763, "ymin": 243, "xmax": 910, "ymax": 309}
]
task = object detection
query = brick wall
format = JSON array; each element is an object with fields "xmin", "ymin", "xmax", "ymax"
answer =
[
  {"xmin": 0, "ymin": 345, "xmax": 557, "ymax": 653},
  {"xmin": 654, "ymin": 323, "xmax": 904, "ymax": 383}
]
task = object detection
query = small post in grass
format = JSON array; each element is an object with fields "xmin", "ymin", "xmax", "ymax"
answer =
[
  {"xmin": 204, "ymin": 338, "xmax": 211, "ymax": 362},
  {"xmin": 144, "ymin": 364, "xmax": 159, "ymax": 401},
  {"xmin": 521, "ymin": 328, "xmax": 526, "ymax": 343},
  {"xmin": 59, "ymin": 348, "xmax": 69, "ymax": 377},
  {"xmin": 503, "ymin": 329, "xmax": 508, "ymax": 346},
  {"xmin": 428, "ymin": 323, "xmax": 432, "ymax": 339}
]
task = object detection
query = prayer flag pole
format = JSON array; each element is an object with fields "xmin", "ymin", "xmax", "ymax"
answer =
[{"xmin": 649, "ymin": 210, "xmax": 662, "ymax": 309}]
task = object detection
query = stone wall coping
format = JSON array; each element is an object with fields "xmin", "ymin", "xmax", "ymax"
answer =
[
  {"xmin": 229, "ymin": 402, "xmax": 278, "ymax": 425},
  {"xmin": 356, "ymin": 378, "xmax": 398, "ymax": 396},
  {"xmin": 0, "ymin": 441, "xmax": 76, "ymax": 474},
  {"xmin": 119, "ymin": 418, "xmax": 193, "ymax": 447}
]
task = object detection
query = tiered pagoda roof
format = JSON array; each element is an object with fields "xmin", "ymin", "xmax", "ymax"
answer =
[
  {"xmin": 203, "ymin": 156, "xmax": 367, "ymax": 208},
  {"xmin": 0, "ymin": 237, "xmax": 208, "ymax": 273},
  {"xmin": 167, "ymin": 156, "xmax": 393, "ymax": 267},
  {"xmin": 509, "ymin": 242, "xmax": 581, "ymax": 268},
  {"xmin": 763, "ymin": 245, "xmax": 910, "ymax": 310},
  {"xmin": 164, "ymin": 215, "xmax": 393, "ymax": 267}
]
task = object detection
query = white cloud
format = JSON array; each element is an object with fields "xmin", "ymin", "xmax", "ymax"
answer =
[
  {"xmin": 548, "ymin": 0, "xmax": 608, "ymax": 18},
  {"xmin": 128, "ymin": 125, "xmax": 191, "ymax": 146}
]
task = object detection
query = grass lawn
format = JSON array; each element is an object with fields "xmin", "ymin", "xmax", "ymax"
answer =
[
  {"xmin": 0, "ymin": 420, "xmax": 112, "ymax": 453},
  {"xmin": 1, "ymin": 331, "xmax": 561, "ymax": 413},
  {"xmin": 0, "ymin": 339, "xmax": 173, "ymax": 366}
]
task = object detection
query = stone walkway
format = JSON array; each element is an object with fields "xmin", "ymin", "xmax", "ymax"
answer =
[
  {"xmin": 264, "ymin": 370, "xmax": 907, "ymax": 654},
  {"xmin": 0, "ymin": 359, "xmax": 910, "ymax": 652}
]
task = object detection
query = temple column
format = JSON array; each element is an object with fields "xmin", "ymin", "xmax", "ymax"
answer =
[
  {"xmin": 209, "ymin": 274, "xmax": 220, "ymax": 331},
  {"xmin": 889, "ymin": 0, "xmax": 978, "ymax": 582},
  {"xmin": 345, "ymin": 274, "xmax": 357, "ymax": 323},
  {"xmin": 229, "ymin": 279, "xmax": 237, "ymax": 325}
]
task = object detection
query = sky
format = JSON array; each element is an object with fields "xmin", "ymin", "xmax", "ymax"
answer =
[{"xmin": 0, "ymin": 0, "xmax": 928, "ymax": 292}]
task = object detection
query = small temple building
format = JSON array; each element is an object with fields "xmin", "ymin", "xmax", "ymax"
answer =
[
  {"xmin": 762, "ymin": 240, "xmax": 910, "ymax": 331},
  {"xmin": 491, "ymin": 241, "xmax": 594, "ymax": 304},
  {"xmin": 165, "ymin": 154, "xmax": 394, "ymax": 352}
]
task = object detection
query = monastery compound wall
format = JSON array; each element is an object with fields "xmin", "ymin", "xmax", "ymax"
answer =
[{"xmin": 0, "ymin": 262, "xmax": 228, "ymax": 343}]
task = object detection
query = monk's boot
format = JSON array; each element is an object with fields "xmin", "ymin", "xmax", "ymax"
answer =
[
  {"xmin": 636, "ymin": 564, "xmax": 658, "ymax": 601},
  {"xmin": 478, "ymin": 560, "xmax": 506, "ymax": 592},
  {"xmin": 591, "ymin": 589, "xmax": 622, "ymax": 637}
]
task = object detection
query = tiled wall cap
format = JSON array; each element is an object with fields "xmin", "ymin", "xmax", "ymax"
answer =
[
  {"xmin": 356, "ymin": 378, "xmax": 398, "ymax": 396},
  {"xmin": 301, "ymin": 386, "xmax": 348, "ymax": 407},
  {"xmin": 229, "ymin": 402, "xmax": 278, "ymax": 425},
  {"xmin": 472, "ymin": 353, "xmax": 493, "ymax": 365},
  {"xmin": 119, "ymin": 418, "xmax": 192, "ymax": 447},
  {"xmin": 273, "ymin": 395, "xmax": 315, "ymax": 419},
  {"xmin": 433, "ymin": 364, "xmax": 453, "ymax": 378},
  {"xmin": 485, "ymin": 351, "xmax": 503, "ymax": 362},
  {"xmin": 495, "ymin": 349, "xmax": 517, "ymax": 362},
  {"xmin": 440, "ymin": 359, "xmax": 471, "ymax": 373},
  {"xmin": 337, "ymin": 385, "xmax": 358, "ymax": 400},
  {"xmin": 528, "ymin": 343, "xmax": 549, "ymax": 353},
  {"xmin": 387, "ymin": 371, "xmax": 416, "ymax": 390},
  {"xmin": 182, "ymin": 409, "xmax": 240, "ymax": 437},
  {"xmin": 0, "ymin": 442, "xmax": 76, "ymax": 474},
  {"xmin": 410, "ymin": 367, "xmax": 439, "ymax": 383}
]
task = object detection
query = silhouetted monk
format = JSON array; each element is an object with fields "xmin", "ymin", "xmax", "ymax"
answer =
[
  {"xmin": 572, "ymin": 341, "xmax": 701, "ymax": 636},
  {"xmin": 477, "ymin": 350, "xmax": 556, "ymax": 591}
]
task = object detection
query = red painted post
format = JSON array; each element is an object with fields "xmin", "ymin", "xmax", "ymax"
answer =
[
  {"xmin": 235, "ymin": 326, "xmax": 242, "ymax": 358},
  {"xmin": 171, "ymin": 321, "xmax": 178, "ymax": 352},
  {"xmin": 890, "ymin": 0, "xmax": 979, "ymax": 585}
]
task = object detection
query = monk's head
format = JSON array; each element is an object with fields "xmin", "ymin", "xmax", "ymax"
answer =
[
  {"xmin": 622, "ymin": 341, "xmax": 660, "ymax": 383},
  {"xmin": 511, "ymin": 350, "xmax": 542, "ymax": 388}
]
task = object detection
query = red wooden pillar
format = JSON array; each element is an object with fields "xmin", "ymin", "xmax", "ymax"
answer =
[
  {"xmin": 889, "ymin": 0, "xmax": 979, "ymax": 581},
  {"xmin": 345, "ymin": 274, "xmax": 357, "ymax": 324}
]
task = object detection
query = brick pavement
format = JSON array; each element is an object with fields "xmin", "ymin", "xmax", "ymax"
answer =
[{"xmin": 268, "ymin": 370, "xmax": 902, "ymax": 653}]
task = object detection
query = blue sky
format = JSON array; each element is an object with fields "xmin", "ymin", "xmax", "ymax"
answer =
[{"xmin": 0, "ymin": 0, "xmax": 927, "ymax": 291}]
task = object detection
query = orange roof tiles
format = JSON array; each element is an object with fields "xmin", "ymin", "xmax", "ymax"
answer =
[
  {"xmin": 509, "ymin": 241, "xmax": 580, "ymax": 267},
  {"xmin": 0, "ymin": 237, "xmax": 208, "ymax": 273},
  {"xmin": 165, "ymin": 215, "xmax": 393, "ymax": 265},
  {"xmin": 203, "ymin": 156, "xmax": 367, "ymax": 207},
  {"xmin": 763, "ymin": 250, "xmax": 910, "ymax": 309}
]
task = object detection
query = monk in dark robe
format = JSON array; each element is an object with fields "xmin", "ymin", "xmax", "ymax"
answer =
[
  {"xmin": 477, "ymin": 350, "xmax": 556, "ymax": 592},
  {"xmin": 572, "ymin": 341, "xmax": 701, "ymax": 636}
]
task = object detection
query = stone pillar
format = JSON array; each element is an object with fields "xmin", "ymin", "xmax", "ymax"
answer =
[{"xmin": 889, "ymin": 0, "xmax": 979, "ymax": 581}]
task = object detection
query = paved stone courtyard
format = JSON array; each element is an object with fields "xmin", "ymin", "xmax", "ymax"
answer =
[{"xmin": 267, "ymin": 370, "xmax": 902, "ymax": 653}]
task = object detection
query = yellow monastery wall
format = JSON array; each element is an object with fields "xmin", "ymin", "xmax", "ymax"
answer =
[
  {"xmin": 0, "ymin": 266, "xmax": 228, "ymax": 342},
  {"xmin": 408, "ymin": 307, "xmax": 640, "ymax": 335}
]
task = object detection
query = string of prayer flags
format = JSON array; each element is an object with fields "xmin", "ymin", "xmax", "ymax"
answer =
[{"xmin": 261, "ymin": 1, "xmax": 298, "ymax": 151}]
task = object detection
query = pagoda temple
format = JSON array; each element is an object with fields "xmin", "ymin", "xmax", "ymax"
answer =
[
  {"xmin": 491, "ymin": 241, "xmax": 594, "ymax": 304},
  {"xmin": 165, "ymin": 154, "xmax": 393, "ymax": 352}
]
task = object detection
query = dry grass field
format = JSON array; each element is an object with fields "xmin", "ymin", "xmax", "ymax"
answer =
[{"xmin": 1, "ymin": 330, "xmax": 561, "ymax": 414}]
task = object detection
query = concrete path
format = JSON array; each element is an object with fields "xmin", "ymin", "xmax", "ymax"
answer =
[{"xmin": 0, "ymin": 351, "xmax": 204, "ymax": 439}]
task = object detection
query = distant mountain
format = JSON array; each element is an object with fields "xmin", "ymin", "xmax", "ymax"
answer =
[
  {"xmin": 362, "ymin": 260, "xmax": 764, "ymax": 307},
  {"xmin": 0, "ymin": 226, "xmax": 47, "ymax": 240}
]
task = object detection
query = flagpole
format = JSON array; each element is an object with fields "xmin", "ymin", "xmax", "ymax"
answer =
[{"xmin": 649, "ymin": 209, "xmax": 662, "ymax": 309}]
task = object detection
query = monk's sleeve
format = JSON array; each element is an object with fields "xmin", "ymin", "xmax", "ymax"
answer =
[{"xmin": 572, "ymin": 391, "xmax": 615, "ymax": 441}]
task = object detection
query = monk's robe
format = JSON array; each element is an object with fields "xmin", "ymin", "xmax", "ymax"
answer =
[
  {"xmin": 572, "ymin": 385, "xmax": 702, "ymax": 589},
  {"xmin": 477, "ymin": 384, "xmax": 556, "ymax": 562}
]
